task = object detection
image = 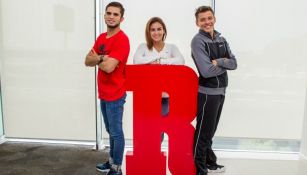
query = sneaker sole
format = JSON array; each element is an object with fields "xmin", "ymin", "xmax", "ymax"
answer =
[
  {"xmin": 208, "ymin": 167, "xmax": 226, "ymax": 173},
  {"xmin": 96, "ymin": 168, "xmax": 110, "ymax": 172}
]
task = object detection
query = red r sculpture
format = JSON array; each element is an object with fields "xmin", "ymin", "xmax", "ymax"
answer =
[{"xmin": 126, "ymin": 65, "xmax": 198, "ymax": 175}]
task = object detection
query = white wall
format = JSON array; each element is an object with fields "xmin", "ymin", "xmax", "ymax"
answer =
[{"xmin": 0, "ymin": 0, "xmax": 96, "ymax": 140}]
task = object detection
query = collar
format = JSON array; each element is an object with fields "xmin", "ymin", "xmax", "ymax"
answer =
[{"xmin": 199, "ymin": 29, "xmax": 221, "ymax": 40}]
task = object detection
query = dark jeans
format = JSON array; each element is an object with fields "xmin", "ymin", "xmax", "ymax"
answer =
[
  {"xmin": 100, "ymin": 94, "xmax": 126, "ymax": 166},
  {"xmin": 193, "ymin": 93, "xmax": 225, "ymax": 175},
  {"xmin": 161, "ymin": 97, "xmax": 169, "ymax": 142}
]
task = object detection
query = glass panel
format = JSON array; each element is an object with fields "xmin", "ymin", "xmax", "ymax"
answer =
[
  {"xmin": 100, "ymin": 0, "xmax": 212, "ymax": 142},
  {"xmin": 300, "ymin": 85, "xmax": 307, "ymax": 155},
  {"xmin": 0, "ymin": 0, "xmax": 4, "ymax": 137},
  {"xmin": 0, "ymin": 0, "xmax": 96, "ymax": 140},
  {"xmin": 0, "ymin": 80, "xmax": 3, "ymax": 136},
  {"xmin": 214, "ymin": 0, "xmax": 307, "ymax": 139}
]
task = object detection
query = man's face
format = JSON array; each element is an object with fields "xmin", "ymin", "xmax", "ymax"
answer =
[
  {"xmin": 104, "ymin": 6, "xmax": 123, "ymax": 29},
  {"xmin": 196, "ymin": 11, "xmax": 216, "ymax": 34}
]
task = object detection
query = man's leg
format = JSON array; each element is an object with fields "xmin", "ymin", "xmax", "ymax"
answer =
[
  {"xmin": 96, "ymin": 100, "xmax": 112, "ymax": 172},
  {"xmin": 101, "ymin": 100, "xmax": 109, "ymax": 133},
  {"xmin": 194, "ymin": 93, "xmax": 221, "ymax": 175},
  {"xmin": 212, "ymin": 95, "xmax": 225, "ymax": 135},
  {"xmin": 206, "ymin": 95, "xmax": 226, "ymax": 173},
  {"xmin": 106, "ymin": 94, "xmax": 126, "ymax": 172}
]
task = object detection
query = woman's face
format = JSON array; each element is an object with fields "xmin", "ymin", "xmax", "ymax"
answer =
[{"xmin": 150, "ymin": 22, "xmax": 164, "ymax": 42}]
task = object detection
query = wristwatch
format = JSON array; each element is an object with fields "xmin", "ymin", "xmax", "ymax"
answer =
[{"xmin": 99, "ymin": 55, "xmax": 104, "ymax": 63}]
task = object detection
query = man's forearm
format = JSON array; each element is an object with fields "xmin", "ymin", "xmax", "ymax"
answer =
[
  {"xmin": 85, "ymin": 54, "xmax": 100, "ymax": 67},
  {"xmin": 98, "ymin": 56, "xmax": 119, "ymax": 73}
]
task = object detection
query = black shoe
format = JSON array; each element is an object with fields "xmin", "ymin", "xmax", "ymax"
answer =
[
  {"xmin": 106, "ymin": 168, "xmax": 122, "ymax": 175},
  {"xmin": 207, "ymin": 164, "xmax": 225, "ymax": 173}
]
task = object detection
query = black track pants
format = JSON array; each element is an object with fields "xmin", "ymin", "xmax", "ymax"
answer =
[{"xmin": 193, "ymin": 93, "xmax": 225, "ymax": 175}]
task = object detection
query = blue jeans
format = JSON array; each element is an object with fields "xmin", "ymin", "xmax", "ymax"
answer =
[{"xmin": 100, "ymin": 94, "xmax": 126, "ymax": 165}]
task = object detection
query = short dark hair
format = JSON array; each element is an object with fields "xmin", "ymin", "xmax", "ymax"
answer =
[
  {"xmin": 195, "ymin": 6, "xmax": 214, "ymax": 19},
  {"xmin": 106, "ymin": 1, "xmax": 125, "ymax": 17}
]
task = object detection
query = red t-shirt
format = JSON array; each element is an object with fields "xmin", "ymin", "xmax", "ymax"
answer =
[{"xmin": 93, "ymin": 30, "xmax": 130, "ymax": 101}]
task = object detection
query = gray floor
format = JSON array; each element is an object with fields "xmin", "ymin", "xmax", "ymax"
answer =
[
  {"xmin": 1, "ymin": 141, "xmax": 307, "ymax": 175},
  {"xmin": 0, "ymin": 142, "xmax": 108, "ymax": 175},
  {"xmin": 215, "ymin": 158, "xmax": 307, "ymax": 175}
]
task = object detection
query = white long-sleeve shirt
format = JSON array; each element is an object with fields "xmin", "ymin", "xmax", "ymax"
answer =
[
  {"xmin": 133, "ymin": 43, "xmax": 185, "ymax": 65},
  {"xmin": 133, "ymin": 43, "xmax": 185, "ymax": 97}
]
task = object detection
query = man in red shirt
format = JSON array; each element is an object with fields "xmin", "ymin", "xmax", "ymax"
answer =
[{"xmin": 85, "ymin": 2, "xmax": 130, "ymax": 175}]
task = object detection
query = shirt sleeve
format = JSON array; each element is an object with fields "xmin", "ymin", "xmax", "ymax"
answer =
[
  {"xmin": 92, "ymin": 35, "xmax": 102, "ymax": 54},
  {"xmin": 215, "ymin": 40, "xmax": 237, "ymax": 70},
  {"xmin": 108, "ymin": 34, "xmax": 130, "ymax": 63},
  {"xmin": 191, "ymin": 36, "xmax": 226, "ymax": 78},
  {"xmin": 160, "ymin": 44, "xmax": 185, "ymax": 65}
]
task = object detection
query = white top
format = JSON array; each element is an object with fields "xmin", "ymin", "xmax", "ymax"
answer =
[
  {"xmin": 133, "ymin": 43, "xmax": 185, "ymax": 97},
  {"xmin": 133, "ymin": 43, "xmax": 185, "ymax": 65}
]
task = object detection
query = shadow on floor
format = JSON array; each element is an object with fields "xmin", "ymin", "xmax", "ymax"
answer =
[{"xmin": 0, "ymin": 141, "xmax": 109, "ymax": 175}]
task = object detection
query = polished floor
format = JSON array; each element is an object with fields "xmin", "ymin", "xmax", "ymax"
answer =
[
  {"xmin": 214, "ymin": 158, "xmax": 307, "ymax": 175},
  {"xmin": 0, "ymin": 141, "xmax": 306, "ymax": 175},
  {"xmin": 121, "ymin": 149, "xmax": 307, "ymax": 175}
]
